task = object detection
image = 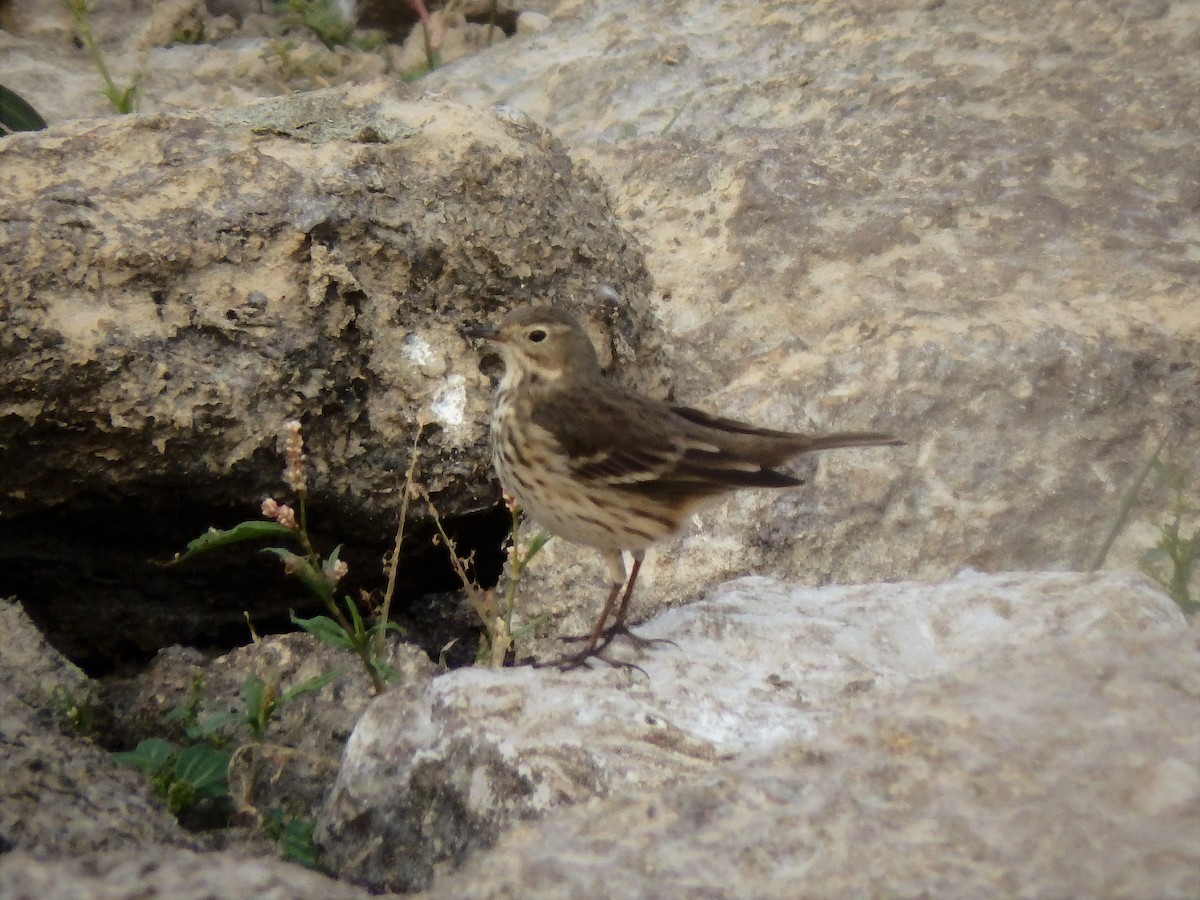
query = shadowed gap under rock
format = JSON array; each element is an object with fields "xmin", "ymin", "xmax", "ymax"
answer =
[{"xmin": 0, "ymin": 492, "xmax": 510, "ymax": 675}]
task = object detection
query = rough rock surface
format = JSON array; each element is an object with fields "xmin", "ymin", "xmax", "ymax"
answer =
[
  {"xmin": 421, "ymin": 614, "xmax": 1200, "ymax": 900},
  {"xmin": 0, "ymin": 81, "xmax": 654, "ymax": 662},
  {"xmin": 316, "ymin": 571, "xmax": 1189, "ymax": 893},
  {"xmin": 0, "ymin": 0, "xmax": 1197, "ymax": 897},
  {"xmin": 95, "ymin": 633, "xmax": 435, "ymax": 823},
  {"xmin": 0, "ymin": 847, "xmax": 384, "ymax": 900},
  {"xmin": 411, "ymin": 0, "xmax": 1200, "ymax": 640},
  {"xmin": 0, "ymin": 599, "xmax": 192, "ymax": 857}
]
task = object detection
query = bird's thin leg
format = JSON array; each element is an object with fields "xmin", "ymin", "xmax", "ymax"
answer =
[
  {"xmin": 603, "ymin": 552, "xmax": 677, "ymax": 651},
  {"xmin": 610, "ymin": 552, "xmax": 643, "ymax": 628},
  {"xmin": 561, "ymin": 551, "xmax": 627, "ymax": 645},
  {"xmin": 542, "ymin": 581, "xmax": 627, "ymax": 671},
  {"xmin": 543, "ymin": 552, "xmax": 628, "ymax": 669},
  {"xmin": 548, "ymin": 552, "xmax": 671, "ymax": 670}
]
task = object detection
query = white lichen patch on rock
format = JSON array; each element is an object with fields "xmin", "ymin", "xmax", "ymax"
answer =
[{"xmin": 430, "ymin": 375, "xmax": 467, "ymax": 429}]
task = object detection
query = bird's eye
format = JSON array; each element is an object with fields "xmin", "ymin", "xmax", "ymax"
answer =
[{"xmin": 528, "ymin": 329, "xmax": 547, "ymax": 343}]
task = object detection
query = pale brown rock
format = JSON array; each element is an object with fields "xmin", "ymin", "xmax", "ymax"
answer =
[
  {"xmin": 421, "ymin": 0, "xmax": 1200, "ymax": 616},
  {"xmin": 0, "ymin": 847, "xmax": 385, "ymax": 900},
  {"xmin": 0, "ymin": 600, "xmax": 192, "ymax": 858},
  {"xmin": 317, "ymin": 572, "xmax": 1189, "ymax": 893},
  {"xmin": 0, "ymin": 83, "xmax": 653, "ymax": 661},
  {"xmin": 419, "ymin": 590, "xmax": 1199, "ymax": 900}
]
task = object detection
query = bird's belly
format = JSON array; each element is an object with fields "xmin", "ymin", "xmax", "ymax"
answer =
[{"xmin": 492, "ymin": 420, "xmax": 678, "ymax": 552}]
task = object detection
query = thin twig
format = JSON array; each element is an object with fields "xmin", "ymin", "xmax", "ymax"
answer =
[{"xmin": 377, "ymin": 426, "xmax": 424, "ymax": 656}]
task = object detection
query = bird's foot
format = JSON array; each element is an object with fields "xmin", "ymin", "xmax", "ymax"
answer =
[
  {"xmin": 530, "ymin": 645, "xmax": 649, "ymax": 677},
  {"xmin": 562, "ymin": 622, "xmax": 677, "ymax": 652}
]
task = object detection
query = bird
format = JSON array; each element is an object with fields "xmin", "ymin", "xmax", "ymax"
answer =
[{"xmin": 464, "ymin": 304, "xmax": 901, "ymax": 669}]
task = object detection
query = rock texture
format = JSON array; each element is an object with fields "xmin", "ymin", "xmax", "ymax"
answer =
[
  {"xmin": 0, "ymin": 1, "xmax": 1197, "ymax": 897},
  {"xmin": 419, "ymin": 0, "xmax": 1200, "ymax": 623},
  {"xmin": 0, "ymin": 599, "xmax": 191, "ymax": 857},
  {"xmin": 422, "ymin": 613, "xmax": 1200, "ymax": 900},
  {"xmin": 316, "ymin": 571, "xmax": 1190, "ymax": 893},
  {"xmin": 0, "ymin": 847, "xmax": 384, "ymax": 900},
  {"xmin": 0, "ymin": 82, "xmax": 654, "ymax": 662}
]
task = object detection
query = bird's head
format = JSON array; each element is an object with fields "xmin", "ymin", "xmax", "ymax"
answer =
[{"xmin": 465, "ymin": 305, "xmax": 602, "ymax": 386}]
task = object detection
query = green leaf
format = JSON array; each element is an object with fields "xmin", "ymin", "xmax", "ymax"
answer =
[
  {"xmin": 322, "ymin": 544, "xmax": 344, "ymax": 583},
  {"xmin": 116, "ymin": 84, "xmax": 138, "ymax": 114},
  {"xmin": 169, "ymin": 521, "xmax": 298, "ymax": 564},
  {"xmin": 343, "ymin": 594, "xmax": 366, "ymax": 637},
  {"xmin": 370, "ymin": 658, "xmax": 398, "ymax": 683},
  {"xmin": 114, "ymin": 737, "xmax": 176, "ymax": 775},
  {"xmin": 525, "ymin": 530, "xmax": 553, "ymax": 557},
  {"xmin": 263, "ymin": 548, "xmax": 334, "ymax": 602},
  {"xmin": 373, "ymin": 619, "xmax": 405, "ymax": 637},
  {"xmin": 511, "ymin": 613, "xmax": 549, "ymax": 643},
  {"xmin": 174, "ymin": 745, "xmax": 231, "ymax": 801},
  {"xmin": 242, "ymin": 674, "xmax": 267, "ymax": 718},
  {"xmin": 264, "ymin": 809, "xmax": 320, "ymax": 868},
  {"xmin": 279, "ymin": 817, "xmax": 319, "ymax": 867},
  {"xmin": 290, "ymin": 611, "xmax": 354, "ymax": 649},
  {"xmin": 166, "ymin": 779, "xmax": 198, "ymax": 815},
  {"xmin": 279, "ymin": 669, "xmax": 340, "ymax": 704},
  {"xmin": 192, "ymin": 711, "xmax": 242, "ymax": 739},
  {"xmin": 0, "ymin": 84, "xmax": 47, "ymax": 135},
  {"xmin": 163, "ymin": 707, "xmax": 195, "ymax": 726}
]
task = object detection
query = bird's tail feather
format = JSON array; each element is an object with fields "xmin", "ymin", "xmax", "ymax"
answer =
[{"xmin": 801, "ymin": 432, "xmax": 904, "ymax": 452}]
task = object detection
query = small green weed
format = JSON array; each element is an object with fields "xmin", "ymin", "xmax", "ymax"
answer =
[
  {"xmin": 426, "ymin": 490, "xmax": 549, "ymax": 666},
  {"xmin": 60, "ymin": 0, "xmax": 144, "ymax": 113},
  {"xmin": 262, "ymin": 807, "xmax": 320, "ymax": 867},
  {"xmin": 171, "ymin": 420, "xmax": 410, "ymax": 694},
  {"xmin": 276, "ymin": 0, "xmax": 383, "ymax": 51},
  {"xmin": 116, "ymin": 736, "xmax": 232, "ymax": 818},
  {"xmin": 48, "ymin": 684, "xmax": 96, "ymax": 737},
  {"xmin": 1139, "ymin": 455, "xmax": 1198, "ymax": 616},
  {"xmin": 1093, "ymin": 432, "xmax": 1198, "ymax": 616},
  {"xmin": 116, "ymin": 670, "xmax": 327, "ymax": 860}
]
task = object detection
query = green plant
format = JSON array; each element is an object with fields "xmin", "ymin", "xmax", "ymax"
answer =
[
  {"xmin": 0, "ymin": 84, "xmax": 47, "ymax": 136},
  {"xmin": 1093, "ymin": 432, "xmax": 1198, "ymax": 616},
  {"xmin": 60, "ymin": 0, "xmax": 143, "ymax": 113},
  {"xmin": 426, "ymin": 490, "xmax": 549, "ymax": 666},
  {"xmin": 117, "ymin": 669, "xmax": 332, "ymax": 860},
  {"xmin": 262, "ymin": 807, "xmax": 319, "ymax": 867},
  {"xmin": 246, "ymin": 671, "xmax": 341, "ymax": 741},
  {"xmin": 1139, "ymin": 456, "xmax": 1199, "ymax": 616},
  {"xmin": 276, "ymin": 0, "xmax": 385, "ymax": 50},
  {"xmin": 171, "ymin": 23, "xmax": 206, "ymax": 45},
  {"xmin": 48, "ymin": 684, "xmax": 95, "ymax": 737},
  {"xmin": 116, "ymin": 736, "xmax": 232, "ymax": 817},
  {"xmin": 172, "ymin": 420, "xmax": 409, "ymax": 694},
  {"xmin": 409, "ymin": 0, "xmax": 442, "ymax": 72}
]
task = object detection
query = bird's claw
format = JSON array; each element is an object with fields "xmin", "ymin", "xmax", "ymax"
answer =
[
  {"xmin": 530, "ymin": 644, "xmax": 650, "ymax": 677},
  {"xmin": 561, "ymin": 623, "xmax": 677, "ymax": 653}
]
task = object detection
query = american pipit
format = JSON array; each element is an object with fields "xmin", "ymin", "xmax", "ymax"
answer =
[{"xmin": 465, "ymin": 304, "xmax": 901, "ymax": 669}]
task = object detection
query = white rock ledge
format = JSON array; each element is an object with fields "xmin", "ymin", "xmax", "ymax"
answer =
[{"xmin": 317, "ymin": 570, "xmax": 1190, "ymax": 894}]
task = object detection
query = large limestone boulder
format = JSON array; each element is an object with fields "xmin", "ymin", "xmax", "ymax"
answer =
[
  {"xmin": 316, "ymin": 571, "xmax": 1192, "ymax": 893},
  {"xmin": 0, "ymin": 599, "xmax": 191, "ymax": 858},
  {"xmin": 423, "ymin": 608, "xmax": 1200, "ymax": 899},
  {"xmin": 0, "ymin": 82, "xmax": 654, "ymax": 662},
  {"xmin": 420, "ymin": 0, "xmax": 1200, "ymax": 632}
]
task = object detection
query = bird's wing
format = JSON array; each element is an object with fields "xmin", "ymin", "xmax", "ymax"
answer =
[{"xmin": 530, "ymin": 386, "xmax": 803, "ymax": 495}]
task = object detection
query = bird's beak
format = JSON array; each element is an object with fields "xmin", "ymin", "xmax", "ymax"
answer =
[{"xmin": 463, "ymin": 323, "xmax": 500, "ymax": 342}]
